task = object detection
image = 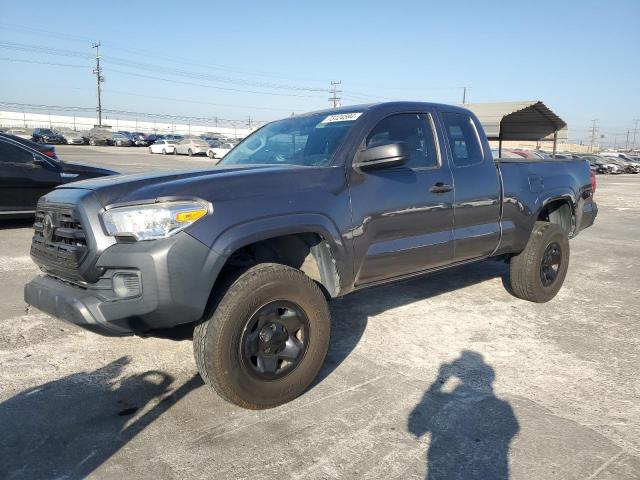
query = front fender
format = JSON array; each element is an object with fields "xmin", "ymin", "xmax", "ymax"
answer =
[{"xmin": 206, "ymin": 213, "xmax": 351, "ymax": 295}]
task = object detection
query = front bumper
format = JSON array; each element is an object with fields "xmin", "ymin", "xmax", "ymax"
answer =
[{"xmin": 25, "ymin": 232, "xmax": 224, "ymax": 336}]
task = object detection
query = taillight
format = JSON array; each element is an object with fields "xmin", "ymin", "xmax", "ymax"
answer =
[{"xmin": 590, "ymin": 170, "xmax": 596, "ymax": 195}]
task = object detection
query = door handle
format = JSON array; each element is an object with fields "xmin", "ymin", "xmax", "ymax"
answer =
[{"xmin": 429, "ymin": 182, "xmax": 453, "ymax": 194}]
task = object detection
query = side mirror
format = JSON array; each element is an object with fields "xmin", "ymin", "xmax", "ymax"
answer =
[
  {"xmin": 33, "ymin": 156, "xmax": 47, "ymax": 167},
  {"xmin": 354, "ymin": 141, "xmax": 409, "ymax": 171}
]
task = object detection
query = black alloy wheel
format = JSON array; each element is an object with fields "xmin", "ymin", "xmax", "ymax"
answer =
[
  {"xmin": 240, "ymin": 301, "xmax": 309, "ymax": 380},
  {"xmin": 540, "ymin": 241, "xmax": 562, "ymax": 286}
]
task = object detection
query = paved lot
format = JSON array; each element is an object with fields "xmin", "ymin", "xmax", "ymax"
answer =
[
  {"xmin": 0, "ymin": 150, "xmax": 639, "ymax": 479},
  {"xmin": 55, "ymin": 144, "xmax": 215, "ymax": 174}
]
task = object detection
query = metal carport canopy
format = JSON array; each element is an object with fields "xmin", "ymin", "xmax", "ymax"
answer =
[{"xmin": 463, "ymin": 101, "xmax": 567, "ymax": 141}]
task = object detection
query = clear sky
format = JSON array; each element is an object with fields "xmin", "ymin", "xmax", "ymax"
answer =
[{"xmin": 1, "ymin": 0, "xmax": 639, "ymax": 144}]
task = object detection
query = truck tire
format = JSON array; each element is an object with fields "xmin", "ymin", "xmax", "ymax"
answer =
[
  {"xmin": 193, "ymin": 263, "xmax": 330, "ymax": 409},
  {"xmin": 509, "ymin": 221, "xmax": 570, "ymax": 303}
]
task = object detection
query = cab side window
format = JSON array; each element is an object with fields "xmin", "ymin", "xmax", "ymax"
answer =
[
  {"xmin": 441, "ymin": 112, "xmax": 484, "ymax": 167},
  {"xmin": 366, "ymin": 113, "xmax": 438, "ymax": 169},
  {"xmin": 0, "ymin": 141, "xmax": 35, "ymax": 164}
]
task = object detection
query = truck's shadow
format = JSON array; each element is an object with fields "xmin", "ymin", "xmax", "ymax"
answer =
[
  {"xmin": 0, "ymin": 356, "xmax": 202, "ymax": 479},
  {"xmin": 315, "ymin": 259, "xmax": 509, "ymax": 385}
]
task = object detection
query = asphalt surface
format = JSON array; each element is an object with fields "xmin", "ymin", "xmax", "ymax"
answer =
[{"xmin": 0, "ymin": 147, "xmax": 639, "ymax": 479}]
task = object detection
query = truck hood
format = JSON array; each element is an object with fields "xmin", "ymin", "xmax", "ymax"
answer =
[{"xmin": 57, "ymin": 164, "xmax": 314, "ymax": 207}]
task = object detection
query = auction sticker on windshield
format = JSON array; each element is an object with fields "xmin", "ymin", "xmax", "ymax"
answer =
[{"xmin": 320, "ymin": 112, "xmax": 363, "ymax": 123}]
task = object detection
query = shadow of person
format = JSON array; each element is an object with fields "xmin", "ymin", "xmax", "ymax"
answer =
[
  {"xmin": 0, "ymin": 356, "xmax": 203, "ymax": 479},
  {"xmin": 408, "ymin": 351, "xmax": 519, "ymax": 480}
]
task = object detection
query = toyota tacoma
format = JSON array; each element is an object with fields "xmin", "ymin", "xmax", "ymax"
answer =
[{"xmin": 25, "ymin": 102, "xmax": 597, "ymax": 408}]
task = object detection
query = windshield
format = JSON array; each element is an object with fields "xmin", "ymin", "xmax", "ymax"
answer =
[{"xmin": 219, "ymin": 112, "xmax": 360, "ymax": 167}]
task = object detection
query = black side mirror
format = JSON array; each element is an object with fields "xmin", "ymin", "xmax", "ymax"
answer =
[
  {"xmin": 354, "ymin": 141, "xmax": 409, "ymax": 171},
  {"xmin": 33, "ymin": 156, "xmax": 47, "ymax": 167}
]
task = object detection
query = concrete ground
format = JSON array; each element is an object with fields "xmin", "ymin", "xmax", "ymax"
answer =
[{"xmin": 0, "ymin": 147, "xmax": 639, "ymax": 479}]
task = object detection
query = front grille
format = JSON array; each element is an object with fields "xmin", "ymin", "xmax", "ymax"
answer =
[{"xmin": 31, "ymin": 203, "xmax": 88, "ymax": 279}]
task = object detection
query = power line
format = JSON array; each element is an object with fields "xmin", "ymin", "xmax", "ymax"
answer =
[
  {"xmin": 0, "ymin": 56, "xmax": 89, "ymax": 68},
  {"xmin": 0, "ymin": 41, "xmax": 327, "ymax": 94},
  {"xmin": 0, "ymin": 101, "xmax": 270, "ymax": 127}
]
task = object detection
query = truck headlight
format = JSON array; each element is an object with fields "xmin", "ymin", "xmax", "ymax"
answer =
[{"xmin": 102, "ymin": 200, "xmax": 212, "ymax": 240}]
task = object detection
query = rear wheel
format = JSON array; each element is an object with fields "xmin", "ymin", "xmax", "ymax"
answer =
[
  {"xmin": 193, "ymin": 263, "xmax": 330, "ymax": 409},
  {"xmin": 188, "ymin": 148, "xmax": 193, "ymax": 157},
  {"xmin": 208, "ymin": 150, "xmax": 215, "ymax": 159},
  {"xmin": 509, "ymin": 221, "xmax": 570, "ymax": 303},
  {"xmin": 162, "ymin": 149, "xmax": 167, "ymax": 155},
  {"xmin": 89, "ymin": 138, "xmax": 96, "ymax": 146}
]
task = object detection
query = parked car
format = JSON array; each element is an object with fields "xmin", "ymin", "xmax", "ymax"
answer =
[
  {"xmin": 174, "ymin": 137, "xmax": 210, "ymax": 156},
  {"xmin": 0, "ymin": 133, "xmax": 58, "ymax": 159},
  {"xmin": 87, "ymin": 127, "xmax": 113, "ymax": 146},
  {"xmin": 25, "ymin": 102, "xmax": 597, "ymax": 409},
  {"xmin": 490, "ymin": 148, "xmax": 526, "ymax": 159},
  {"xmin": 147, "ymin": 133, "xmax": 163, "ymax": 144},
  {"xmin": 601, "ymin": 156, "xmax": 639, "ymax": 174},
  {"xmin": 207, "ymin": 142, "xmax": 234, "ymax": 159},
  {"xmin": 131, "ymin": 132, "xmax": 150, "ymax": 146},
  {"xmin": 0, "ymin": 135, "xmax": 116, "ymax": 217},
  {"xmin": 56, "ymin": 127, "xmax": 87, "ymax": 145},
  {"xmin": 112, "ymin": 133, "xmax": 133, "ymax": 147},
  {"xmin": 6, "ymin": 128, "xmax": 34, "ymax": 140},
  {"xmin": 163, "ymin": 134, "xmax": 183, "ymax": 142},
  {"xmin": 579, "ymin": 155, "xmax": 612, "ymax": 174},
  {"xmin": 32, "ymin": 128, "xmax": 66, "ymax": 145},
  {"xmin": 148, "ymin": 139, "xmax": 177, "ymax": 155}
]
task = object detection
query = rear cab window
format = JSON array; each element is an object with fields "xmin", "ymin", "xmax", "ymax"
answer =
[{"xmin": 440, "ymin": 112, "xmax": 484, "ymax": 167}]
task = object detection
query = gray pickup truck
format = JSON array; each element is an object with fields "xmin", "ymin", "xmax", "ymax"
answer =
[{"xmin": 25, "ymin": 102, "xmax": 597, "ymax": 408}]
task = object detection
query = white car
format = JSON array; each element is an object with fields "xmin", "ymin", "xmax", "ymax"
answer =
[
  {"xmin": 207, "ymin": 142, "xmax": 234, "ymax": 160},
  {"xmin": 149, "ymin": 139, "xmax": 176, "ymax": 155},
  {"xmin": 174, "ymin": 137, "xmax": 210, "ymax": 156}
]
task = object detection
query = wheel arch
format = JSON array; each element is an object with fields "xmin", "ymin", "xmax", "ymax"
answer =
[
  {"xmin": 208, "ymin": 214, "xmax": 347, "ymax": 298},
  {"xmin": 536, "ymin": 194, "xmax": 576, "ymax": 235}
]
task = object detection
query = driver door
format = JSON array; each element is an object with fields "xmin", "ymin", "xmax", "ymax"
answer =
[{"xmin": 348, "ymin": 112, "xmax": 455, "ymax": 285}]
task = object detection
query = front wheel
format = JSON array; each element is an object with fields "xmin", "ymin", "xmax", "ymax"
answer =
[
  {"xmin": 161, "ymin": 149, "xmax": 167, "ymax": 155},
  {"xmin": 509, "ymin": 221, "xmax": 570, "ymax": 303},
  {"xmin": 188, "ymin": 148, "xmax": 193, "ymax": 157},
  {"xmin": 193, "ymin": 263, "xmax": 330, "ymax": 409},
  {"xmin": 208, "ymin": 150, "xmax": 215, "ymax": 159}
]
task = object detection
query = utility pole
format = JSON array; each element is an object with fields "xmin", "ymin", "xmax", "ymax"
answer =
[
  {"xmin": 92, "ymin": 42, "xmax": 104, "ymax": 127},
  {"xmin": 588, "ymin": 119, "xmax": 598, "ymax": 152},
  {"xmin": 247, "ymin": 116, "xmax": 252, "ymax": 129},
  {"xmin": 329, "ymin": 81, "xmax": 342, "ymax": 108},
  {"xmin": 461, "ymin": 86, "xmax": 470, "ymax": 104},
  {"xmin": 626, "ymin": 129, "xmax": 630, "ymax": 150},
  {"xmin": 632, "ymin": 119, "xmax": 640, "ymax": 150}
]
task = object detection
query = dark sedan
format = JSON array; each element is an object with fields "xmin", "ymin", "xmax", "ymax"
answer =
[
  {"xmin": 0, "ymin": 135, "xmax": 117, "ymax": 217},
  {"xmin": 32, "ymin": 128, "xmax": 66, "ymax": 145},
  {"xmin": 0, "ymin": 133, "xmax": 58, "ymax": 159}
]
